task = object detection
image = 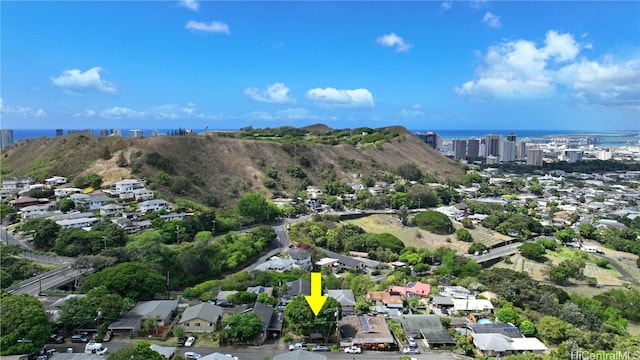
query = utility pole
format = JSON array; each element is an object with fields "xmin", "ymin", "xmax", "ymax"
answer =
[
  {"xmin": 102, "ymin": 236, "xmax": 108, "ymax": 251},
  {"xmin": 38, "ymin": 270, "xmax": 42, "ymax": 296},
  {"xmin": 175, "ymin": 226, "xmax": 180, "ymax": 245}
]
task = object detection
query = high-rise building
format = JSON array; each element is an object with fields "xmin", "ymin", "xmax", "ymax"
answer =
[
  {"xmin": 0, "ymin": 129, "xmax": 14, "ymax": 149},
  {"xmin": 68, "ymin": 129, "xmax": 92, "ymax": 136},
  {"xmin": 563, "ymin": 149, "xmax": 584, "ymax": 163},
  {"xmin": 452, "ymin": 139, "xmax": 467, "ymax": 160},
  {"xmin": 111, "ymin": 129, "xmax": 122, "ymax": 137},
  {"xmin": 516, "ymin": 139, "xmax": 528, "ymax": 160},
  {"xmin": 467, "ymin": 138, "xmax": 480, "ymax": 158},
  {"xmin": 500, "ymin": 140, "xmax": 517, "ymax": 162},
  {"xmin": 507, "ymin": 133, "xmax": 517, "ymax": 142},
  {"xmin": 128, "ymin": 129, "xmax": 143, "ymax": 138},
  {"xmin": 100, "ymin": 129, "xmax": 110, "ymax": 137},
  {"xmin": 526, "ymin": 149, "xmax": 543, "ymax": 166},
  {"xmin": 484, "ymin": 134, "xmax": 502, "ymax": 158},
  {"xmin": 596, "ymin": 149, "xmax": 613, "ymax": 160},
  {"xmin": 55, "ymin": 129, "xmax": 64, "ymax": 136},
  {"xmin": 415, "ymin": 131, "xmax": 443, "ymax": 151}
]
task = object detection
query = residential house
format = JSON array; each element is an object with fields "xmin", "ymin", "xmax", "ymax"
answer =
[
  {"xmin": 114, "ymin": 179, "xmax": 144, "ymax": 193},
  {"xmin": 9, "ymin": 196, "xmax": 43, "ymax": 209},
  {"xmin": 132, "ymin": 188, "xmax": 154, "ymax": 201},
  {"xmin": 241, "ymin": 302, "xmax": 283, "ymax": 338},
  {"xmin": 326, "ymin": 289, "xmax": 356, "ymax": 315},
  {"xmin": 365, "ymin": 291, "xmax": 404, "ymax": 312},
  {"xmin": 284, "ymin": 279, "xmax": 310, "ymax": 303},
  {"xmin": 288, "ymin": 248, "xmax": 312, "ymax": 270},
  {"xmin": 2, "ymin": 177, "xmax": 35, "ymax": 190},
  {"xmin": 45, "ymin": 176, "xmax": 68, "ymax": 186},
  {"xmin": 254, "ymin": 256, "xmax": 295, "ymax": 272},
  {"xmin": 20, "ymin": 204, "xmax": 54, "ymax": 220},
  {"xmin": 389, "ymin": 281, "xmax": 431, "ymax": 298},
  {"xmin": 338, "ymin": 315, "xmax": 395, "ymax": 349},
  {"xmin": 247, "ymin": 286, "xmax": 273, "ymax": 296},
  {"xmin": 108, "ymin": 300, "xmax": 178, "ymax": 336},
  {"xmin": 178, "ymin": 303, "xmax": 223, "ymax": 333},
  {"xmin": 111, "ymin": 218, "xmax": 152, "ymax": 233},
  {"xmin": 54, "ymin": 188, "xmax": 82, "ymax": 197},
  {"xmin": 100, "ymin": 203, "xmax": 124, "ymax": 217},
  {"xmin": 149, "ymin": 344, "xmax": 175, "ymax": 359},
  {"xmin": 451, "ymin": 299, "xmax": 494, "ymax": 314},
  {"xmin": 471, "ymin": 334, "xmax": 548, "ymax": 357},
  {"xmin": 199, "ymin": 354, "xmax": 239, "ymax": 360},
  {"xmin": 139, "ymin": 199, "xmax": 167, "ymax": 212},
  {"xmin": 320, "ymin": 249, "xmax": 366, "ymax": 272},
  {"xmin": 56, "ymin": 217, "xmax": 99, "ymax": 229},
  {"xmin": 159, "ymin": 213, "xmax": 191, "ymax": 222},
  {"xmin": 399, "ymin": 315, "xmax": 455, "ymax": 346},
  {"xmin": 368, "ymin": 186, "xmax": 384, "ymax": 196},
  {"xmin": 86, "ymin": 195, "xmax": 113, "ymax": 211},
  {"xmin": 272, "ymin": 350, "xmax": 328, "ymax": 360}
]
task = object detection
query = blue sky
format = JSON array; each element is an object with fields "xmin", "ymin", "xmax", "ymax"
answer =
[{"xmin": 1, "ymin": 1, "xmax": 639, "ymax": 131}]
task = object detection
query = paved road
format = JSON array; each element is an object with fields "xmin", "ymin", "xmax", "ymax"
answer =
[
  {"xmin": 470, "ymin": 242, "xmax": 522, "ymax": 263},
  {"xmin": 7, "ymin": 266, "xmax": 92, "ymax": 296},
  {"xmin": 1, "ymin": 226, "xmax": 73, "ymax": 265}
]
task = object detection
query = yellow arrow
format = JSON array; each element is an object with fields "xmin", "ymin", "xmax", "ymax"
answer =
[{"xmin": 305, "ymin": 272, "xmax": 327, "ymax": 316}]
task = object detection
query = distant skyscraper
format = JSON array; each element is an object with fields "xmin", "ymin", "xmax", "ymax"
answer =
[
  {"xmin": 526, "ymin": 149, "xmax": 543, "ymax": 166},
  {"xmin": 516, "ymin": 139, "xmax": 528, "ymax": 160},
  {"xmin": 467, "ymin": 138, "xmax": 480, "ymax": 158},
  {"xmin": 100, "ymin": 129, "xmax": 109, "ymax": 137},
  {"xmin": 501, "ymin": 140, "xmax": 517, "ymax": 162},
  {"xmin": 415, "ymin": 131, "xmax": 443, "ymax": 151},
  {"xmin": 452, "ymin": 139, "xmax": 467, "ymax": 160},
  {"xmin": 111, "ymin": 129, "xmax": 122, "ymax": 137},
  {"xmin": 55, "ymin": 129, "xmax": 64, "ymax": 136},
  {"xmin": 128, "ymin": 129, "xmax": 143, "ymax": 138},
  {"xmin": 563, "ymin": 149, "xmax": 584, "ymax": 163},
  {"xmin": 484, "ymin": 134, "xmax": 502, "ymax": 158},
  {"xmin": 0, "ymin": 129, "xmax": 14, "ymax": 149},
  {"xmin": 68, "ymin": 129, "xmax": 92, "ymax": 136},
  {"xmin": 507, "ymin": 133, "xmax": 517, "ymax": 142}
]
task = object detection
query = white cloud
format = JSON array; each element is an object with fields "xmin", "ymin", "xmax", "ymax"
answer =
[
  {"xmin": 248, "ymin": 111, "xmax": 276, "ymax": 121},
  {"xmin": 305, "ymin": 87, "xmax": 375, "ymax": 108},
  {"xmin": 441, "ymin": 1, "xmax": 452, "ymax": 11},
  {"xmin": 470, "ymin": 0, "xmax": 488, "ymax": 9},
  {"xmin": 179, "ymin": 0, "xmax": 199, "ymax": 11},
  {"xmin": 400, "ymin": 104, "xmax": 425, "ymax": 118},
  {"xmin": 455, "ymin": 30, "xmax": 640, "ymax": 107},
  {"xmin": 0, "ymin": 99, "xmax": 48, "ymax": 117},
  {"xmin": 276, "ymin": 108, "xmax": 319, "ymax": 120},
  {"xmin": 185, "ymin": 20, "xmax": 230, "ymax": 34},
  {"xmin": 376, "ymin": 33, "xmax": 412, "ymax": 53},
  {"xmin": 482, "ymin": 12, "xmax": 502, "ymax": 28},
  {"xmin": 182, "ymin": 102, "xmax": 196, "ymax": 114},
  {"xmin": 51, "ymin": 67, "xmax": 117, "ymax": 95},
  {"xmin": 100, "ymin": 106, "xmax": 146, "ymax": 118},
  {"xmin": 244, "ymin": 83, "xmax": 296, "ymax": 104}
]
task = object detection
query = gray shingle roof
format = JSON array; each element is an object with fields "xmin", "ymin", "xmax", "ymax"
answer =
[{"xmin": 180, "ymin": 303, "xmax": 223, "ymax": 324}]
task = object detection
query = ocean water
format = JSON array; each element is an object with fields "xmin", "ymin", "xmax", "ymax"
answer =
[{"xmin": 8, "ymin": 128, "xmax": 640, "ymax": 148}]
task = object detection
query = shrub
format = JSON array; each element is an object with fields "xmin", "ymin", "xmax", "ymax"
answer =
[{"xmin": 413, "ymin": 211, "xmax": 454, "ymax": 235}]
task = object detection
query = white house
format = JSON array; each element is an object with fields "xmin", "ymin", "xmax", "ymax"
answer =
[
  {"xmin": 2, "ymin": 177, "xmax": 34, "ymax": 190},
  {"xmin": 132, "ymin": 188, "xmax": 154, "ymax": 201},
  {"xmin": 114, "ymin": 179, "xmax": 143, "ymax": 193},
  {"xmin": 100, "ymin": 203, "xmax": 124, "ymax": 217},
  {"xmin": 56, "ymin": 217, "xmax": 99, "ymax": 229},
  {"xmin": 452, "ymin": 299, "xmax": 494, "ymax": 314},
  {"xmin": 54, "ymin": 188, "xmax": 82, "ymax": 197},
  {"xmin": 139, "ymin": 199, "xmax": 167, "ymax": 212},
  {"xmin": 20, "ymin": 204, "xmax": 53, "ymax": 220},
  {"xmin": 87, "ymin": 196, "xmax": 113, "ymax": 211},
  {"xmin": 45, "ymin": 176, "xmax": 68, "ymax": 186},
  {"xmin": 288, "ymin": 248, "xmax": 312, "ymax": 270}
]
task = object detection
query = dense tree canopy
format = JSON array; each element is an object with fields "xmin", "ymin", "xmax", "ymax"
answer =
[
  {"xmin": 106, "ymin": 342, "xmax": 165, "ymax": 360},
  {"xmin": 220, "ymin": 312, "xmax": 264, "ymax": 344},
  {"xmin": 80, "ymin": 262, "xmax": 165, "ymax": 302},
  {"xmin": 237, "ymin": 193, "xmax": 280, "ymax": 224},
  {"xmin": 285, "ymin": 295, "xmax": 342, "ymax": 342},
  {"xmin": 0, "ymin": 294, "xmax": 51, "ymax": 356}
]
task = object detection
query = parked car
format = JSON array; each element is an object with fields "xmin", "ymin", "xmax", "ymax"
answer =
[
  {"xmin": 102, "ymin": 330, "xmax": 113, "ymax": 342},
  {"xmin": 184, "ymin": 351, "xmax": 202, "ymax": 359},
  {"xmin": 184, "ymin": 336, "xmax": 196, "ymax": 347},
  {"xmin": 288, "ymin": 343, "xmax": 303, "ymax": 351},
  {"xmin": 71, "ymin": 334, "xmax": 88, "ymax": 343},
  {"xmin": 177, "ymin": 336, "xmax": 188, "ymax": 347},
  {"xmin": 311, "ymin": 345, "xmax": 330, "ymax": 352},
  {"xmin": 408, "ymin": 337, "xmax": 417, "ymax": 347},
  {"xmin": 49, "ymin": 334, "xmax": 64, "ymax": 344},
  {"xmin": 216, "ymin": 300, "xmax": 233, "ymax": 307},
  {"xmin": 441, "ymin": 307, "xmax": 449, "ymax": 315},
  {"xmin": 344, "ymin": 345, "xmax": 362, "ymax": 354},
  {"xmin": 403, "ymin": 347, "xmax": 420, "ymax": 355}
]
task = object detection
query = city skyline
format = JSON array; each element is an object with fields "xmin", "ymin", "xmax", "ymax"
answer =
[{"xmin": 2, "ymin": 1, "xmax": 639, "ymax": 131}]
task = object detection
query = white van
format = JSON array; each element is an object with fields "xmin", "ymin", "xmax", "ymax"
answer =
[{"xmin": 84, "ymin": 341, "xmax": 108, "ymax": 355}]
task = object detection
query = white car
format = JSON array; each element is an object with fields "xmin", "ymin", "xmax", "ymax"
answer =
[
  {"xmin": 344, "ymin": 345, "xmax": 362, "ymax": 354},
  {"xmin": 184, "ymin": 336, "xmax": 196, "ymax": 347},
  {"xmin": 184, "ymin": 352, "xmax": 201, "ymax": 359},
  {"xmin": 288, "ymin": 343, "xmax": 303, "ymax": 351}
]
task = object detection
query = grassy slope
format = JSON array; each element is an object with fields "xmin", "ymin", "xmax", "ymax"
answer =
[{"xmin": 0, "ymin": 127, "xmax": 464, "ymax": 206}]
